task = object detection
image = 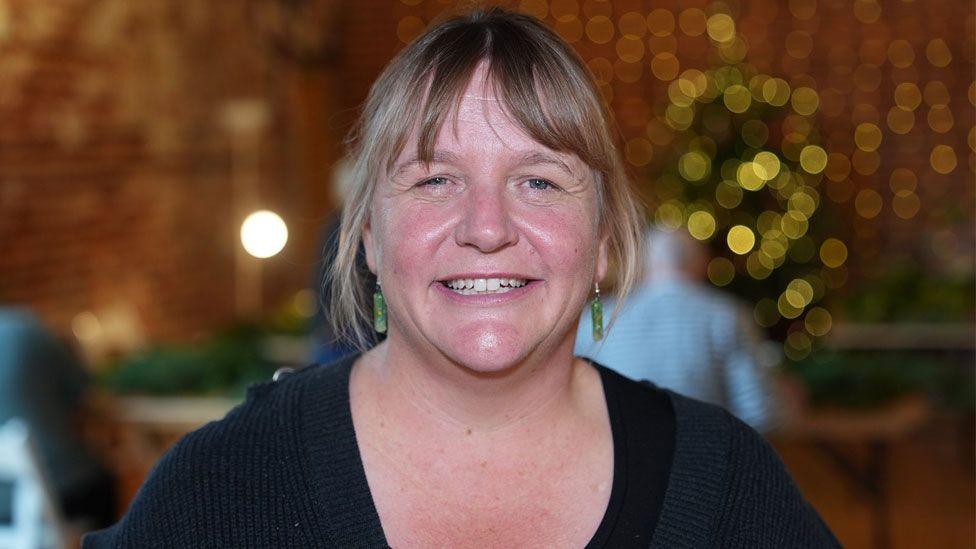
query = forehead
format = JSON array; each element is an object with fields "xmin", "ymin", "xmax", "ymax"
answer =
[
  {"xmin": 393, "ymin": 65, "xmax": 586, "ymax": 172},
  {"xmin": 444, "ymin": 79, "xmax": 534, "ymax": 151}
]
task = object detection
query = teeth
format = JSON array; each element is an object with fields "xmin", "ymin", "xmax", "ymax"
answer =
[{"xmin": 442, "ymin": 277, "xmax": 528, "ymax": 295}]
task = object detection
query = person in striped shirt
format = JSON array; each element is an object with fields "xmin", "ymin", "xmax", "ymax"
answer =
[{"xmin": 576, "ymin": 227, "xmax": 785, "ymax": 432}]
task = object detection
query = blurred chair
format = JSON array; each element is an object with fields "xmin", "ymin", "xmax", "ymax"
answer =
[{"xmin": 0, "ymin": 419, "xmax": 65, "ymax": 549}]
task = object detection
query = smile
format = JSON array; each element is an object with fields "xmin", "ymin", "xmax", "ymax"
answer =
[{"xmin": 441, "ymin": 277, "xmax": 529, "ymax": 295}]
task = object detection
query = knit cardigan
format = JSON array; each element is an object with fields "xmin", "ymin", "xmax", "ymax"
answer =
[{"xmin": 84, "ymin": 356, "xmax": 839, "ymax": 548}]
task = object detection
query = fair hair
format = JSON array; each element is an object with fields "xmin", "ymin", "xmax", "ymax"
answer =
[{"xmin": 329, "ymin": 6, "xmax": 644, "ymax": 348}]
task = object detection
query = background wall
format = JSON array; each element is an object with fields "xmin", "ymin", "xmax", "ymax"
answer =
[{"xmin": 0, "ymin": 0, "xmax": 971, "ymax": 353}]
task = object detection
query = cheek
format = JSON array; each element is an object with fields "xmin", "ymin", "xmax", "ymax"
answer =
[
  {"xmin": 378, "ymin": 202, "xmax": 455, "ymax": 277},
  {"xmin": 519, "ymin": 203, "xmax": 600, "ymax": 271}
]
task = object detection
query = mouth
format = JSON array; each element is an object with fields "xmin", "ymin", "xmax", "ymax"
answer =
[{"xmin": 439, "ymin": 276, "xmax": 532, "ymax": 296}]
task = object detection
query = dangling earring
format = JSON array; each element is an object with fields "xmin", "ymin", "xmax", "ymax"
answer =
[
  {"xmin": 591, "ymin": 282, "xmax": 604, "ymax": 342},
  {"xmin": 373, "ymin": 282, "xmax": 387, "ymax": 334}
]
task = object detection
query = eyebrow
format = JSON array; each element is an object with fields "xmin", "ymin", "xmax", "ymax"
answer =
[
  {"xmin": 514, "ymin": 151, "xmax": 579, "ymax": 180},
  {"xmin": 390, "ymin": 150, "xmax": 580, "ymax": 180},
  {"xmin": 390, "ymin": 150, "xmax": 460, "ymax": 180}
]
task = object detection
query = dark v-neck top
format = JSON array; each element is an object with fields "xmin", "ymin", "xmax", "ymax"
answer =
[
  {"xmin": 585, "ymin": 362, "xmax": 675, "ymax": 547},
  {"xmin": 84, "ymin": 354, "xmax": 840, "ymax": 549},
  {"xmin": 313, "ymin": 354, "xmax": 677, "ymax": 547}
]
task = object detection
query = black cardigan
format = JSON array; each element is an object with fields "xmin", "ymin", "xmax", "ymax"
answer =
[{"xmin": 84, "ymin": 356, "xmax": 839, "ymax": 548}]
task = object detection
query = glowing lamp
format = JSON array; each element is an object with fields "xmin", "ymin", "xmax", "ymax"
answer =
[{"xmin": 241, "ymin": 210, "xmax": 288, "ymax": 259}]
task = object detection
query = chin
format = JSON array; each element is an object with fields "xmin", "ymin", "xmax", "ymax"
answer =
[{"xmin": 436, "ymin": 323, "xmax": 533, "ymax": 375}]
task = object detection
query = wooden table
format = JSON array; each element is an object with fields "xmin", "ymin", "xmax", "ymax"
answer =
[{"xmin": 776, "ymin": 396, "xmax": 931, "ymax": 549}]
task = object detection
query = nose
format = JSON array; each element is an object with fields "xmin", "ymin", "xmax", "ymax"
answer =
[{"xmin": 454, "ymin": 183, "xmax": 519, "ymax": 253}]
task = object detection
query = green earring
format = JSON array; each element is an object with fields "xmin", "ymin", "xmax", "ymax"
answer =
[
  {"xmin": 373, "ymin": 283, "xmax": 387, "ymax": 334},
  {"xmin": 591, "ymin": 282, "xmax": 604, "ymax": 342}
]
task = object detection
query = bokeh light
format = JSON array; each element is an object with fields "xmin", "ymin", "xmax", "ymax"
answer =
[
  {"xmin": 887, "ymin": 39, "xmax": 915, "ymax": 67},
  {"xmin": 618, "ymin": 12, "xmax": 646, "ymax": 38},
  {"xmin": 819, "ymin": 238, "xmax": 848, "ymax": 268},
  {"xmin": 926, "ymin": 38, "xmax": 952, "ymax": 67},
  {"xmin": 892, "ymin": 190, "xmax": 921, "ymax": 219},
  {"xmin": 930, "ymin": 144, "xmax": 958, "ymax": 174},
  {"xmin": 241, "ymin": 210, "xmax": 288, "ymax": 259},
  {"xmin": 784, "ymin": 331, "xmax": 812, "ymax": 361},
  {"xmin": 727, "ymin": 225, "xmax": 756, "ymax": 255},
  {"xmin": 687, "ymin": 210, "xmax": 717, "ymax": 240},
  {"xmin": 894, "ymin": 82, "xmax": 922, "ymax": 110},
  {"xmin": 799, "ymin": 145, "xmax": 828, "ymax": 173},
  {"xmin": 791, "ymin": 87, "xmax": 819, "ymax": 115},
  {"xmin": 854, "ymin": 123, "xmax": 883, "ymax": 151},
  {"xmin": 678, "ymin": 8, "xmax": 707, "ymax": 37},
  {"xmin": 625, "ymin": 137, "xmax": 654, "ymax": 166},
  {"xmin": 854, "ymin": 189, "xmax": 883, "ymax": 219},
  {"xmin": 886, "ymin": 106, "xmax": 915, "ymax": 134},
  {"xmin": 923, "ymin": 81, "xmax": 950, "ymax": 107},
  {"xmin": 927, "ymin": 106, "xmax": 954, "ymax": 133},
  {"xmin": 646, "ymin": 8, "xmax": 675, "ymax": 37},
  {"xmin": 397, "ymin": 16, "xmax": 425, "ymax": 44},
  {"xmin": 586, "ymin": 15, "xmax": 614, "ymax": 44},
  {"xmin": 706, "ymin": 13, "xmax": 735, "ymax": 43},
  {"xmin": 707, "ymin": 256, "xmax": 736, "ymax": 286}
]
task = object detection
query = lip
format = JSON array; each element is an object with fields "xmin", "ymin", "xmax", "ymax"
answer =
[
  {"xmin": 432, "ymin": 278, "xmax": 541, "ymax": 305},
  {"xmin": 436, "ymin": 272, "xmax": 537, "ymax": 282}
]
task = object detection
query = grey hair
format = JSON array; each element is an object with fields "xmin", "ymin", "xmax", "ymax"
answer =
[{"xmin": 645, "ymin": 227, "xmax": 708, "ymax": 279}]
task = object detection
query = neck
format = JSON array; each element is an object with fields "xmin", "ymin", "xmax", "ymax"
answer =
[{"xmin": 355, "ymin": 333, "xmax": 588, "ymax": 438}]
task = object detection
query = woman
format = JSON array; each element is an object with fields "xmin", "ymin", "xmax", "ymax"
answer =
[{"xmin": 85, "ymin": 8, "xmax": 838, "ymax": 548}]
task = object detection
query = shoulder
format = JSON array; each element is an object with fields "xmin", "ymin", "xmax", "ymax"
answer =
[
  {"xmin": 83, "ymin": 356, "xmax": 358, "ymax": 548},
  {"xmin": 717, "ymin": 411, "xmax": 839, "ymax": 546},
  {"xmin": 653, "ymin": 394, "xmax": 839, "ymax": 548}
]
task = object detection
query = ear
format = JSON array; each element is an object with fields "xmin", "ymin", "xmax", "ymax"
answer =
[
  {"xmin": 595, "ymin": 235, "xmax": 609, "ymax": 284},
  {"xmin": 363, "ymin": 219, "xmax": 378, "ymax": 275}
]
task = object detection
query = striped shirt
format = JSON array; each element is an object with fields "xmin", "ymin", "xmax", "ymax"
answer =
[{"xmin": 575, "ymin": 279, "xmax": 783, "ymax": 432}]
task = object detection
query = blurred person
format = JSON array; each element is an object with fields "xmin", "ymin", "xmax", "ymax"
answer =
[
  {"xmin": 85, "ymin": 8, "xmax": 836, "ymax": 548},
  {"xmin": 576, "ymin": 227, "xmax": 784, "ymax": 432},
  {"xmin": 0, "ymin": 308, "xmax": 116, "ymax": 530}
]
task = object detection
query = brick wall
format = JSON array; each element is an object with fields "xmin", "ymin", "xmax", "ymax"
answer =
[{"xmin": 0, "ymin": 0, "xmax": 363, "ymax": 345}]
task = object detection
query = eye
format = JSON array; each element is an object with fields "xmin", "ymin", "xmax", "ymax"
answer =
[
  {"xmin": 420, "ymin": 176, "xmax": 450, "ymax": 187},
  {"xmin": 526, "ymin": 178, "xmax": 557, "ymax": 191},
  {"xmin": 412, "ymin": 175, "xmax": 459, "ymax": 199}
]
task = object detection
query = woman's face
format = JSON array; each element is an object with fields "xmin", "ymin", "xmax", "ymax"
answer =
[{"xmin": 364, "ymin": 69, "xmax": 608, "ymax": 373}]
